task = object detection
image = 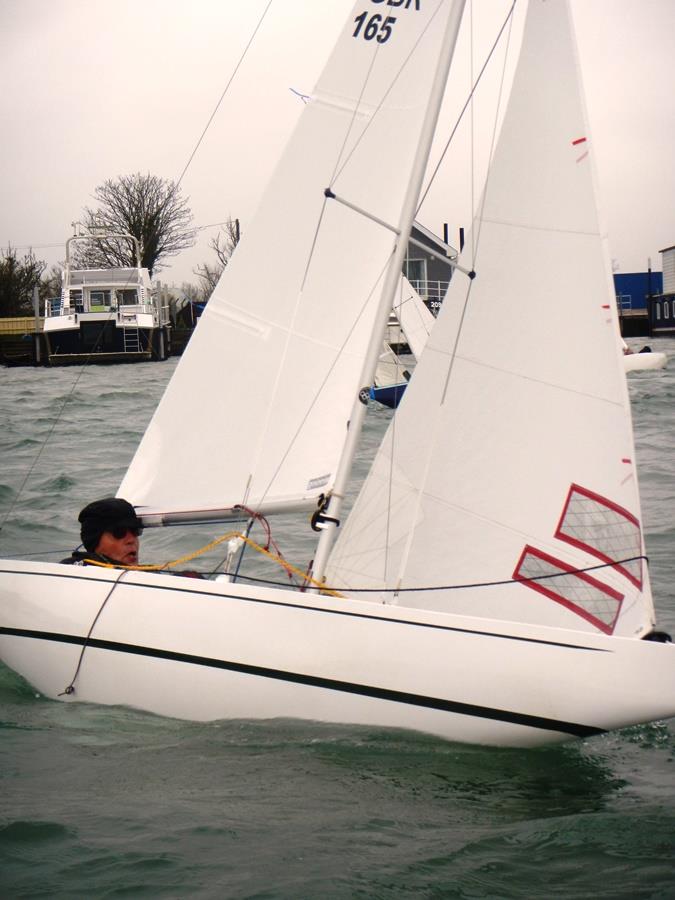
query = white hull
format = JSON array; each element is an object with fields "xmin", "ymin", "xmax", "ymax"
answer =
[
  {"xmin": 1, "ymin": 561, "xmax": 673, "ymax": 747},
  {"xmin": 623, "ymin": 352, "xmax": 667, "ymax": 372}
]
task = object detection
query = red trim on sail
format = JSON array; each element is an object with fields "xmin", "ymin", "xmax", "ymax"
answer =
[
  {"xmin": 555, "ymin": 483, "xmax": 643, "ymax": 588},
  {"xmin": 513, "ymin": 545, "xmax": 623, "ymax": 635},
  {"xmin": 572, "ymin": 137, "xmax": 587, "ymax": 145}
]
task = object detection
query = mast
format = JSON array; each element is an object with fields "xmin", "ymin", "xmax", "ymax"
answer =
[{"xmin": 311, "ymin": 0, "xmax": 467, "ymax": 586}]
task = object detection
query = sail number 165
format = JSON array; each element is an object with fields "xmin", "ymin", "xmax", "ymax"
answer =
[{"xmin": 353, "ymin": 12, "xmax": 397, "ymax": 44}]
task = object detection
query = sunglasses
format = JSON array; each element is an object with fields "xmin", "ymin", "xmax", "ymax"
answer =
[{"xmin": 109, "ymin": 525, "xmax": 143, "ymax": 540}]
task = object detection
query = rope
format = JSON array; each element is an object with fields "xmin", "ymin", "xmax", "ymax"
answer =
[
  {"xmin": 174, "ymin": 0, "xmax": 274, "ymax": 190},
  {"xmin": 416, "ymin": 0, "xmax": 518, "ymax": 214},
  {"xmin": 76, "ymin": 542, "xmax": 647, "ymax": 601},
  {"xmin": 363, "ymin": 555, "xmax": 650, "ymax": 594},
  {"xmin": 58, "ymin": 567, "xmax": 129, "ymax": 696},
  {"xmin": 80, "ymin": 530, "xmax": 345, "ymax": 598}
]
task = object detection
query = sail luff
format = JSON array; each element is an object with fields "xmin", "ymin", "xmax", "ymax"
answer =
[{"xmin": 311, "ymin": 0, "xmax": 468, "ymax": 584}]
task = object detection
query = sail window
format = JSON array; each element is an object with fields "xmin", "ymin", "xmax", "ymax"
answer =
[
  {"xmin": 554, "ymin": 484, "xmax": 642, "ymax": 588},
  {"xmin": 513, "ymin": 545, "xmax": 623, "ymax": 634}
]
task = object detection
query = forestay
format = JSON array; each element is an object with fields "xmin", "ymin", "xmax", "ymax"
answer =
[
  {"xmin": 327, "ymin": 0, "xmax": 655, "ymax": 639},
  {"xmin": 120, "ymin": 0, "xmax": 460, "ymax": 522}
]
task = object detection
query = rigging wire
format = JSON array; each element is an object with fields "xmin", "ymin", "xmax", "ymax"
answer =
[
  {"xmin": 1, "ymin": 6, "xmax": 274, "ymax": 540},
  {"xmin": 237, "ymin": 1, "xmax": 519, "ymax": 550},
  {"xmin": 173, "ymin": 0, "xmax": 274, "ymax": 191},
  {"xmin": 415, "ymin": 0, "xmax": 517, "ymax": 215},
  {"xmin": 58, "ymin": 568, "xmax": 129, "ymax": 696},
  {"xmin": 330, "ymin": 0, "xmax": 446, "ymax": 189},
  {"xmin": 249, "ymin": 251, "xmax": 395, "ymax": 515},
  {"xmin": 65, "ymin": 540, "xmax": 648, "ymax": 599},
  {"xmin": 80, "ymin": 528, "xmax": 344, "ymax": 598},
  {"xmin": 438, "ymin": 0, "xmax": 515, "ymax": 408},
  {"xmin": 374, "ymin": 1, "xmax": 518, "ymax": 596},
  {"xmin": 11, "ymin": 0, "xmax": 274, "ymax": 262},
  {"xmin": 468, "ymin": 4, "xmax": 516, "ymax": 268},
  {"xmin": 237, "ymin": 2, "xmax": 391, "ymax": 511},
  {"xmin": 14, "ymin": 3, "xmax": 516, "ymax": 264}
]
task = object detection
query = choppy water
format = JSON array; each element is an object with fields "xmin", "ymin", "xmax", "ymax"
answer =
[{"xmin": 1, "ymin": 339, "xmax": 675, "ymax": 898}]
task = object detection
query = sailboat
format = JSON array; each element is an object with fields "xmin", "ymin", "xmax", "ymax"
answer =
[
  {"xmin": 370, "ymin": 274, "xmax": 436, "ymax": 408},
  {"xmin": 621, "ymin": 338, "xmax": 667, "ymax": 372},
  {"xmin": 1, "ymin": 0, "xmax": 674, "ymax": 748}
]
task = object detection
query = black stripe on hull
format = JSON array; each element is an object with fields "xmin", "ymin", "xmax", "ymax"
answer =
[{"xmin": 0, "ymin": 626, "xmax": 605, "ymax": 738}]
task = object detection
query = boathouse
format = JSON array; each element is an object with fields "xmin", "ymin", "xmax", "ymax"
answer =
[
  {"xmin": 614, "ymin": 270, "xmax": 662, "ymax": 337},
  {"xmin": 647, "ymin": 246, "xmax": 675, "ymax": 335},
  {"xmin": 404, "ymin": 222, "xmax": 456, "ymax": 315}
]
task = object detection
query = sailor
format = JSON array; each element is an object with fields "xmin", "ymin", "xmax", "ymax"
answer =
[{"xmin": 61, "ymin": 497, "xmax": 142, "ymax": 567}]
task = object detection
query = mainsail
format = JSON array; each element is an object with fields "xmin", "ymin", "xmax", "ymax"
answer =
[
  {"xmin": 327, "ymin": 0, "xmax": 655, "ymax": 639},
  {"xmin": 120, "ymin": 1, "xmax": 462, "ymax": 522}
]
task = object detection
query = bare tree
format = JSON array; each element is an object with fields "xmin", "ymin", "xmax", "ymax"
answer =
[
  {"xmin": 40, "ymin": 264, "xmax": 64, "ymax": 304},
  {"xmin": 0, "ymin": 246, "xmax": 45, "ymax": 317},
  {"xmin": 74, "ymin": 173, "xmax": 196, "ymax": 277},
  {"xmin": 194, "ymin": 217, "xmax": 241, "ymax": 301}
]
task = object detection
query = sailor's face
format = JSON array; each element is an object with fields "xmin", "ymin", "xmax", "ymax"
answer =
[{"xmin": 96, "ymin": 527, "xmax": 140, "ymax": 565}]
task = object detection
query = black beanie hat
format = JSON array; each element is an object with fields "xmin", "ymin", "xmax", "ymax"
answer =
[{"xmin": 78, "ymin": 497, "xmax": 143, "ymax": 552}]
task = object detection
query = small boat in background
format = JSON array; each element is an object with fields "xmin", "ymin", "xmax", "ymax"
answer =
[
  {"xmin": 43, "ymin": 229, "xmax": 170, "ymax": 365},
  {"xmin": 622, "ymin": 341, "xmax": 667, "ymax": 372},
  {"xmin": 370, "ymin": 276, "xmax": 436, "ymax": 408}
]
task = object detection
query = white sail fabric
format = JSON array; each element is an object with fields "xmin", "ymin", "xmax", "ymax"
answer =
[
  {"xmin": 373, "ymin": 343, "xmax": 404, "ymax": 389},
  {"xmin": 394, "ymin": 275, "xmax": 436, "ymax": 361},
  {"xmin": 327, "ymin": 0, "xmax": 655, "ymax": 638},
  {"xmin": 120, "ymin": 1, "xmax": 461, "ymax": 519},
  {"xmin": 374, "ymin": 275, "xmax": 434, "ymax": 388}
]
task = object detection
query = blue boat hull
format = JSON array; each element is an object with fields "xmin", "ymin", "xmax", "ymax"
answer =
[{"xmin": 369, "ymin": 382, "xmax": 408, "ymax": 409}]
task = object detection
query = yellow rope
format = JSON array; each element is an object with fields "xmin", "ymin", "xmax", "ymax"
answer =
[{"xmin": 82, "ymin": 530, "xmax": 344, "ymax": 598}]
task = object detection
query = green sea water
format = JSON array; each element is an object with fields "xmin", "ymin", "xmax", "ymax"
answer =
[{"xmin": 1, "ymin": 339, "xmax": 675, "ymax": 898}]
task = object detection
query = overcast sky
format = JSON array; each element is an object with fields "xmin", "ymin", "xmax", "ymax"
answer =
[{"xmin": 2, "ymin": 0, "xmax": 673, "ymax": 286}]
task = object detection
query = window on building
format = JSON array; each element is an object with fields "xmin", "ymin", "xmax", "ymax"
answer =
[
  {"xmin": 117, "ymin": 289, "xmax": 138, "ymax": 305},
  {"xmin": 89, "ymin": 290, "xmax": 112, "ymax": 310},
  {"xmin": 403, "ymin": 259, "xmax": 427, "ymax": 294},
  {"xmin": 665, "ymin": 300, "xmax": 670, "ymax": 319}
]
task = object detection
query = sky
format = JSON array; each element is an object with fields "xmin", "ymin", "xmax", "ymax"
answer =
[{"xmin": 1, "ymin": 0, "xmax": 673, "ymax": 287}]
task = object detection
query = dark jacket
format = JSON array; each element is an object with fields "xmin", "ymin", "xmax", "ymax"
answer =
[
  {"xmin": 60, "ymin": 550, "xmax": 204, "ymax": 578},
  {"xmin": 60, "ymin": 550, "xmax": 121, "ymax": 567}
]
